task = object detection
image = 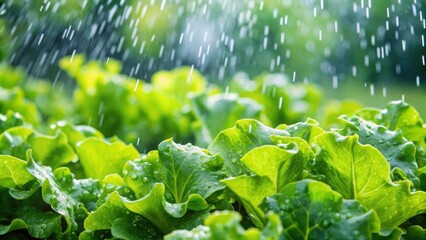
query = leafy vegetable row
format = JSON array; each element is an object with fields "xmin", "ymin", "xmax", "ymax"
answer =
[
  {"xmin": 1, "ymin": 57, "xmax": 426, "ymax": 239},
  {"xmin": 1, "ymin": 55, "xmax": 325, "ymax": 152}
]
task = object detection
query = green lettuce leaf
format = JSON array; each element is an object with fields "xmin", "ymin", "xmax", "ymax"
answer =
[
  {"xmin": 85, "ymin": 191, "xmax": 128, "ymax": 231},
  {"xmin": 0, "ymin": 87, "xmax": 40, "ymax": 125},
  {"xmin": 76, "ymin": 137, "xmax": 139, "ymax": 180},
  {"xmin": 0, "ymin": 127, "xmax": 78, "ymax": 169},
  {"xmin": 83, "ymin": 191, "xmax": 161, "ymax": 239},
  {"xmin": 0, "ymin": 206, "xmax": 64, "ymax": 239},
  {"xmin": 0, "ymin": 110, "xmax": 24, "ymax": 133},
  {"xmin": 320, "ymin": 99, "xmax": 363, "ymax": 129},
  {"xmin": 277, "ymin": 118, "xmax": 324, "ymax": 144},
  {"xmin": 230, "ymin": 73, "xmax": 322, "ymax": 126},
  {"xmin": 122, "ymin": 139, "xmax": 225, "ymax": 233},
  {"xmin": 110, "ymin": 217, "xmax": 162, "ymax": 240},
  {"xmin": 164, "ymin": 211, "xmax": 282, "ymax": 240},
  {"xmin": 260, "ymin": 180, "xmax": 380, "ymax": 239},
  {"xmin": 355, "ymin": 101, "xmax": 426, "ymax": 168},
  {"xmin": 403, "ymin": 226, "xmax": 426, "ymax": 240},
  {"xmin": 314, "ymin": 132, "xmax": 426, "ymax": 228},
  {"xmin": 222, "ymin": 142, "xmax": 307, "ymax": 227},
  {"xmin": 191, "ymin": 93, "xmax": 264, "ymax": 147},
  {"xmin": 28, "ymin": 130, "xmax": 78, "ymax": 169},
  {"xmin": 337, "ymin": 115, "xmax": 419, "ymax": 186},
  {"xmin": 25, "ymin": 150, "xmax": 101, "ymax": 235},
  {"xmin": 0, "ymin": 126, "xmax": 33, "ymax": 159},
  {"xmin": 0, "ymin": 155, "xmax": 34, "ymax": 189},
  {"xmin": 418, "ymin": 166, "xmax": 426, "ymax": 191},
  {"xmin": 208, "ymin": 119, "xmax": 289, "ymax": 176},
  {"xmin": 48, "ymin": 121, "xmax": 104, "ymax": 148},
  {"xmin": 152, "ymin": 67, "xmax": 206, "ymax": 102},
  {"xmin": 0, "ymin": 64, "xmax": 24, "ymax": 89}
]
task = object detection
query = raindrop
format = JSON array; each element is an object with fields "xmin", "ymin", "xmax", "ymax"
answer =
[
  {"xmin": 69, "ymin": 49, "xmax": 76, "ymax": 63},
  {"xmin": 130, "ymin": 173, "xmax": 138, "ymax": 180},
  {"xmin": 332, "ymin": 75, "xmax": 338, "ymax": 89}
]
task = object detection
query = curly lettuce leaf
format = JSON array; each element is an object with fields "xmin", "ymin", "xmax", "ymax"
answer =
[
  {"xmin": 222, "ymin": 142, "xmax": 307, "ymax": 227},
  {"xmin": 0, "ymin": 206, "xmax": 64, "ymax": 239},
  {"xmin": 277, "ymin": 118, "xmax": 324, "ymax": 144},
  {"xmin": 191, "ymin": 93, "xmax": 264, "ymax": 147},
  {"xmin": 337, "ymin": 116, "xmax": 419, "ymax": 186},
  {"xmin": 164, "ymin": 211, "xmax": 282, "ymax": 240},
  {"xmin": 0, "ymin": 64, "xmax": 24, "ymax": 89},
  {"xmin": 0, "ymin": 155, "xmax": 34, "ymax": 189},
  {"xmin": 25, "ymin": 151, "xmax": 101, "ymax": 235},
  {"xmin": 208, "ymin": 119, "xmax": 289, "ymax": 176},
  {"xmin": 85, "ymin": 191, "xmax": 129, "ymax": 231},
  {"xmin": 76, "ymin": 137, "xmax": 139, "ymax": 180},
  {"xmin": 0, "ymin": 111, "xmax": 24, "ymax": 133},
  {"xmin": 0, "ymin": 126, "xmax": 32, "ymax": 159},
  {"xmin": 152, "ymin": 67, "xmax": 206, "ymax": 102},
  {"xmin": 418, "ymin": 167, "xmax": 426, "ymax": 191},
  {"xmin": 0, "ymin": 127, "xmax": 78, "ymax": 169},
  {"xmin": 260, "ymin": 180, "xmax": 380, "ymax": 239},
  {"xmin": 28, "ymin": 130, "xmax": 78, "ymax": 169},
  {"xmin": 48, "ymin": 121, "xmax": 104, "ymax": 148},
  {"xmin": 230, "ymin": 73, "xmax": 322, "ymax": 126},
  {"xmin": 356, "ymin": 101, "xmax": 426, "ymax": 168},
  {"xmin": 0, "ymin": 87, "xmax": 40, "ymax": 125},
  {"xmin": 320, "ymin": 99, "xmax": 363, "ymax": 129},
  {"xmin": 83, "ymin": 191, "xmax": 161, "ymax": 239},
  {"xmin": 314, "ymin": 133, "xmax": 426, "ymax": 228},
  {"xmin": 122, "ymin": 139, "xmax": 225, "ymax": 233},
  {"xmin": 403, "ymin": 226, "xmax": 426, "ymax": 240}
]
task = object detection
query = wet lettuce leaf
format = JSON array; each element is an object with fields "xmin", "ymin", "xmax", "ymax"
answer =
[
  {"xmin": 0, "ymin": 206, "xmax": 64, "ymax": 239},
  {"xmin": 0, "ymin": 155, "xmax": 34, "ymax": 189},
  {"xmin": 403, "ymin": 226, "xmax": 426, "ymax": 240},
  {"xmin": 230, "ymin": 73, "xmax": 322, "ymax": 126},
  {"xmin": 83, "ymin": 191, "xmax": 161, "ymax": 239},
  {"xmin": 76, "ymin": 137, "xmax": 139, "ymax": 180},
  {"xmin": 0, "ymin": 127, "xmax": 77, "ymax": 169},
  {"xmin": 0, "ymin": 126, "xmax": 33, "ymax": 159},
  {"xmin": 337, "ymin": 115, "xmax": 419, "ymax": 186},
  {"xmin": 0, "ymin": 87, "xmax": 40, "ymax": 125},
  {"xmin": 355, "ymin": 100, "xmax": 426, "ymax": 168},
  {"xmin": 208, "ymin": 119, "xmax": 289, "ymax": 176},
  {"xmin": 164, "ymin": 211, "xmax": 282, "ymax": 240},
  {"xmin": 260, "ymin": 180, "xmax": 380, "ymax": 239},
  {"xmin": 0, "ymin": 111, "xmax": 24, "ymax": 133},
  {"xmin": 28, "ymin": 131, "xmax": 78, "ymax": 169},
  {"xmin": 314, "ymin": 133, "xmax": 426, "ymax": 228},
  {"xmin": 121, "ymin": 139, "xmax": 226, "ymax": 233},
  {"xmin": 48, "ymin": 121, "xmax": 104, "ymax": 149},
  {"xmin": 277, "ymin": 118, "xmax": 325, "ymax": 144},
  {"xmin": 191, "ymin": 93, "xmax": 264, "ymax": 147},
  {"xmin": 222, "ymin": 143, "xmax": 307, "ymax": 227},
  {"xmin": 25, "ymin": 150, "xmax": 101, "ymax": 235}
]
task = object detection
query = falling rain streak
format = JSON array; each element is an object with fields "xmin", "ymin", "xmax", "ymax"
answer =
[{"xmin": 0, "ymin": 0, "xmax": 425, "ymax": 111}]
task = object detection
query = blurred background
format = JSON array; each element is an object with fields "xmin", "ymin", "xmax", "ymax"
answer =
[{"xmin": 0, "ymin": 0, "xmax": 425, "ymax": 114}]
